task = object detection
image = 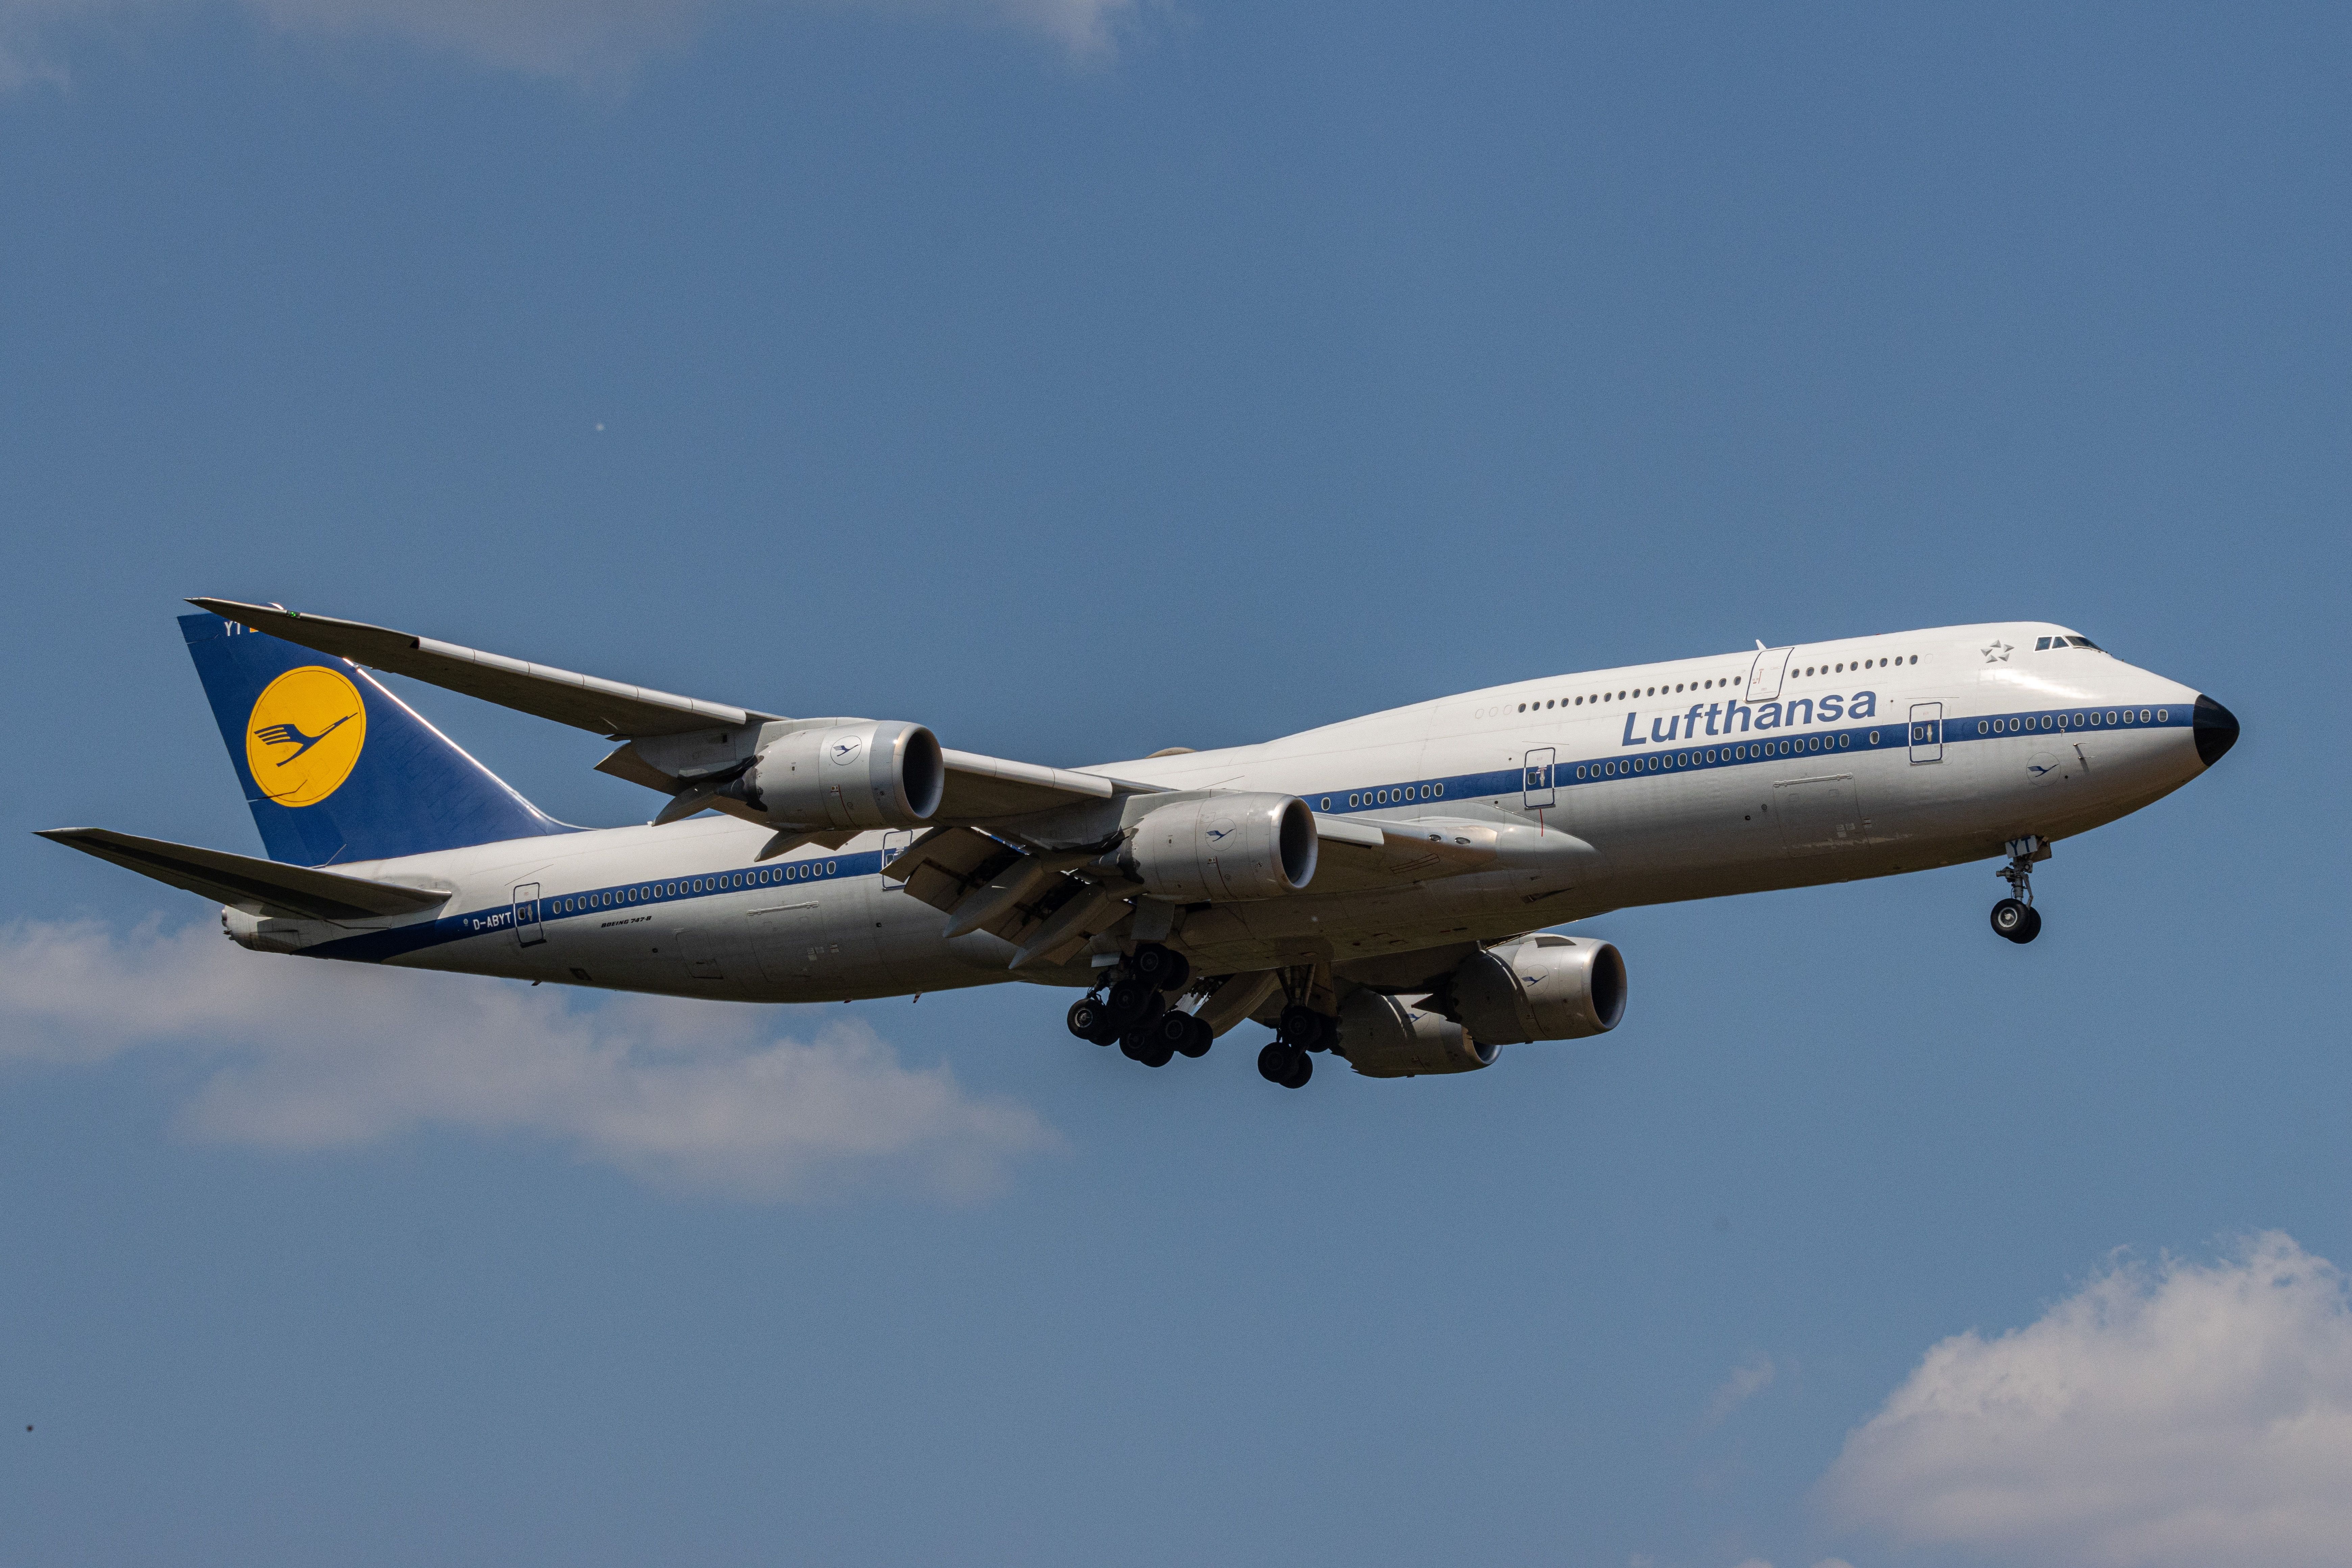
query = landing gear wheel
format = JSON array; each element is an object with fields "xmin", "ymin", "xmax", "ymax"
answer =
[
  {"xmin": 1280, "ymin": 1051, "xmax": 1313, "ymax": 1089},
  {"xmin": 1106, "ymin": 978, "xmax": 1156, "ymax": 1025},
  {"xmin": 1143, "ymin": 1011, "xmax": 1198, "ymax": 1061},
  {"xmin": 1131, "ymin": 944, "xmax": 1192, "ymax": 993},
  {"xmin": 1990, "ymin": 898, "xmax": 2042, "ymax": 943},
  {"xmin": 1066, "ymin": 998, "xmax": 1106, "ymax": 1040},
  {"xmin": 1121, "ymin": 1028, "xmax": 1176, "ymax": 1068},
  {"xmin": 1258, "ymin": 1041, "xmax": 1299, "ymax": 1084},
  {"xmin": 1278, "ymin": 1003, "xmax": 1328, "ymax": 1052},
  {"xmin": 1992, "ymin": 836, "xmax": 2049, "ymax": 944},
  {"xmin": 1173, "ymin": 1013, "xmax": 1214, "ymax": 1059}
]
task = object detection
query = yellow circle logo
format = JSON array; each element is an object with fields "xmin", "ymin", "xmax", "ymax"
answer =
[{"xmin": 246, "ymin": 666, "xmax": 367, "ymax": 807}]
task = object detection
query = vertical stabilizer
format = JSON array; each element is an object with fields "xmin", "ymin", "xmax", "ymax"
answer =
[{"xmin": 180, "ymin": 612, "xmax": 571, "ymax": 866}]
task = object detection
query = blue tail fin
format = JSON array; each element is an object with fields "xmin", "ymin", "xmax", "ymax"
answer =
[{"xmin": 180, "ymin": 612, "xmax": 572, "ymax": 866}]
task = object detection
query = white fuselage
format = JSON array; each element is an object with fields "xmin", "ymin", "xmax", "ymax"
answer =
[{"xmin": 224, "ymin": 622, "xmax": 2216, "ymax": 1001}]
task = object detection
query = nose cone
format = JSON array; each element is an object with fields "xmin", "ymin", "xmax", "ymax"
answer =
[{"xmin": 2194, "ymin": 694, "xmax": 2240, "ymax": 767}]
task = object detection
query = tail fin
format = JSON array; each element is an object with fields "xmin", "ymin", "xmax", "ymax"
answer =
[{"xmin": 180, "ymin": 612, "xmax": 572, "ymax": 866}]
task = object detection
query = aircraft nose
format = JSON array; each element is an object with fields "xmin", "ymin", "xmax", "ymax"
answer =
[{"xmin": 2193, "ymin": 694, "xmax": 2240, "ymax": 767}]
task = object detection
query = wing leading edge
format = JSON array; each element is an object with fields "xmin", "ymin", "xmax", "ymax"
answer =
[{"xmin": 189, "ymin": 598, "xmax": 1149, "ymax": 827}]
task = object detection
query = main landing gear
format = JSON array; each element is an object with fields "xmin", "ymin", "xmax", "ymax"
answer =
[
  {"xmin": 1990, "ymin": 835, "xmax": 2049, "ymax": 945},
  {"xmin": 1256, "ymin": 1003, "xmax": 1331, "ymax": 1090},
  {"xmin": 1065, "ymin": 944, "xmax": 1211, "ymax": 1068}
]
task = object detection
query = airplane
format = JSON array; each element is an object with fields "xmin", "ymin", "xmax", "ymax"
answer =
[{"xmin": 39, "ymin": 602, "xmax": 2240, "ymax": 1090}]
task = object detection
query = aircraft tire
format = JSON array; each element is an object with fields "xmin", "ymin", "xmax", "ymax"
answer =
[
  {"xmin": 1174, "ymin": 1013, "xmax": 1214, "ymax": 1059},
  {"xmin": 1990, "ymin": 898, "xmax": 2034, "ymax": 942},
  {"xmin": 1281, "ymin": 1051, "xmax": 1314, "ymax": 1089},
  {"xmin": 1067, "ymin": 998, "xmax": 1107, "ymax": 1040},
  {"xmin": 1107, "ymin": 978, "xmax": 1155, "ymax": 1024},
  {"xmin": 1122, "ymin": 1028, "xmax": 1176, "ymax": 1067},
  {"xmin": 1132, "ymin": 944, "xmax": 1191, "ymax": 993},
  {"xmin": 1278, "ymin": 1004, "xmax": 1327, "ymax": 1051},
  {"xmin": 1258, "ymin": 1042, "xmax": 1297, "ymax": 1083}
]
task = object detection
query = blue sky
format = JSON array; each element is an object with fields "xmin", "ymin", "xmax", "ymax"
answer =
[{"xmin": 4, "ymin": 5, "xmax": 2349, "ymax": 1566}]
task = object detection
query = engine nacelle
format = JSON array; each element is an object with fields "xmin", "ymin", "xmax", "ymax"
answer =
[
  {"xmin": 1330, "ymin": 990, "xmax": 1496, "ymax": 1078},
  {"xmin": 720, "ymin": 720, "xmax": 944, "ymax": 830},
  {"xmin": 1447, "ymin": 936, "xmax": 1626, "ymax": 1044},
  {"xmin": 1121, "ymin": 793, "xmax": 1317, "ymax": 901}
]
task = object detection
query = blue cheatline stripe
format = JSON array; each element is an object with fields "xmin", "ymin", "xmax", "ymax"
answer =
[
  {"xmin": 1302, "ymin": 701, "xmax": 2189, "ymax": 813},
  {"xmin": 303, "ymin": 699, "xmax": 2189, "ymax": 964},
  {"xmin": 308, "ymin": 848, "xmax": 887, "ymax": 963}
]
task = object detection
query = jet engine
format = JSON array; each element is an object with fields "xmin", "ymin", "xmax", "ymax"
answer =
[
  {"xmin": 1444, "ymin": 935, "xmax": 1626, "ymax": 1045},
  {"xmin": 1120, "ymin": 793, "xmax": 1317, "ymax": 901},
  {"xmin": 718, "ymin": 720, "xmax": 945, "ymax": 830},
  {"xmin": 1329, "ymin": 990, "xmax": 1496, "ymax": 1078}
]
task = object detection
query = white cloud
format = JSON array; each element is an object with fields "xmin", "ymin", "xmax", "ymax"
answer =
[
  {"xmin": 0, "ymin": 917, "xmax": 1057, "ymax": 1201},
  {"xmin": 1819, "ymin": 1232, "xmax": 2352, "ymax": 1568},
  {"xmin": 0, "ymin": 0, "xmax": 1139, "ymax": 89},
  {"xmin": 1703, "ymin": 1353, "xmax": 1779, "ymax": 1427}
]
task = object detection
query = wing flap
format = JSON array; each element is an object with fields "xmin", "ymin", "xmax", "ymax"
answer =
[
  {"xmin": 188, "ymin": 599, "xmax": 780, "ymax": 739},
  {"xmin": 38, "ymin": 828, "xmax": 453, "ymax": 921},
  {"xmin": 884, "ymin": 827, "xmax": 1024, "ymax": 913}
]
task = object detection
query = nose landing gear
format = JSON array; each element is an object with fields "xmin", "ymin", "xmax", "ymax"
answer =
[{"xmin": 1991, "ymin": 836, "xmax": 2049, "ymax": 944}]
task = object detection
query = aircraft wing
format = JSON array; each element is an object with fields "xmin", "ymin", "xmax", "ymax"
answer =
[
  {"xmin": 934, "ymin": 750, "xmax": 1120, "ymax": 822},
  {"xmin": 192, "ymin": 598, "xmax": 1141, "ymax": 823},
  {"xmin": 37, "ymin": 828, "xmax": 453, "ymax": 921},
  {"xmin": 188, "ymin": 598, "xmax": 779, "ymax": 738},
  {"xmin": 882, "ymin": 813, "xmax": 1548, "ymax": 970}
]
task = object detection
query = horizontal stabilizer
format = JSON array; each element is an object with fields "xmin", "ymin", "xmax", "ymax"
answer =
[
  {"xmin": 190, "ymin": 599, "xmax": 781, "ymax": 739},
  {"xmin": 38, "ymin": 828, "xmax": 453, "ymax": 921}
]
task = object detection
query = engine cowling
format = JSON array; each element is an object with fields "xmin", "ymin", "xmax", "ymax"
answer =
[
  {"xmin": 719, "ymin": 720, "xmax": 944, "ymax": 830},
  {"xmin": 1330, "ymin": 990, "xmax": 1496, "ymax": 1078},
  {"xmin": 1121, "ymin": 794, "xmax": 1317, "ymax": 901},
  {"xmin": 1446, "ymin": 936, "xmax": 1626, "ymax": 1044}
]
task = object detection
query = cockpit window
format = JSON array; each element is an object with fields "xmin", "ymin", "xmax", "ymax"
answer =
[
  {"xmin": 2066, "ymin": 635, "xmax": 2102, "ymax": 650},
  {"xmin": 2037, "ymin": 635, "xmax": 2105, "ymax": 651}
]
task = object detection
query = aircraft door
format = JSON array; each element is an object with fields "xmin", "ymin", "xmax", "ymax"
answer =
[
  {"xmin": 1522, "ymin": 748, "xmax": 1557, "ymax": 809},
  {"xmin": 1909, "ymin": 702, "xmax": 1944, "ymax": 763},
  {"xmin": 1747, "ymin": 646, "xmax": 1793, "ymax": 701},
  {"xmin": 512, "ymin": 882, "xmax": 544, "ymax": 947},
  {"xmin": 879, "ymin": 830, "xmax": 915, "ymax": 890}
]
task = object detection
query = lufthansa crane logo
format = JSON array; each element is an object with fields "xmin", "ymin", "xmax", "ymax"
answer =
[{"xmin": 245, "ymin": 666, "xmax": 367, "ymax": 807}]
